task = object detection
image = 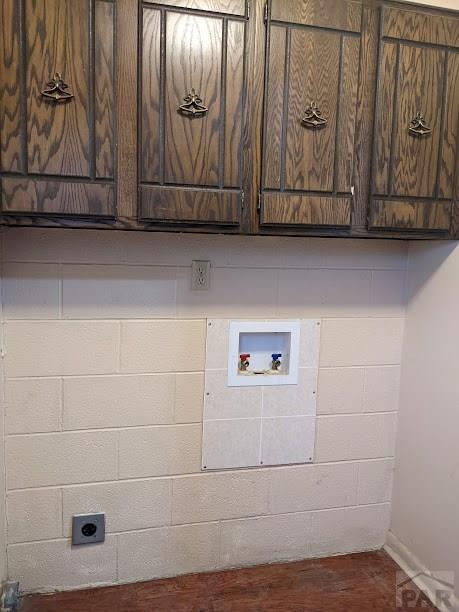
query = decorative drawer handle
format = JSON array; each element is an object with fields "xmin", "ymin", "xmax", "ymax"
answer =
[
  {"xmin": 301, "ymin": 102, "xmax": 327, "ymax": 128},
  {"xmin": 41, "ymin": 73, "xmax": 74, "ymax": 102},
  {"xmin": 178, "ymin": 89, "xmax": 208, "ymax": 117},
  {"xmin": 409, "ymin": 111, "xmax": 431, "ymax": 136}
]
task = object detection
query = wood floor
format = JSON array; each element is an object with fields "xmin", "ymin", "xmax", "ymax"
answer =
[{"xmin": 21, "ymin": 550, "xmax": 437, "ymax": 612}]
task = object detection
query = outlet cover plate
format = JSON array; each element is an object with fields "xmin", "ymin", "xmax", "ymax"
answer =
[
  {"xmin": 72, "ymin": 513, "xmax": 106, "ymax": 545},
  {"xmin": 191, "ymin": 260, "xmax": 210, "ymax": 290}
]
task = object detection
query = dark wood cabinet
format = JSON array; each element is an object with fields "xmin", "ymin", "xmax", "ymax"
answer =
[
  {"xmin": 260, "ymin": 0, "xmax": 362, "ymax": 229},
  {"xmin": 139, "ymin": 0, "xmax": 254, "ymax": 229},
  {"xmin": 370, "ymin": 5, "xmax": 459, "ymax": 234},
  {"xmin": 0, "ymin": 0, "xmax": 116, "ymax": 218},
  {"xmin": 1, "ymin": 0, "xmax": 459, "ymax": 239}
]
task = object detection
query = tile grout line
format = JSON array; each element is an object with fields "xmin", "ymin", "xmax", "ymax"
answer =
[
  {"xmin": 4, "ymin": 315, "xmax": 406, "ymax": 323},
  {"xmin": 58, "ymin": 263, "xmax": 63, "ymax": 319},
  {"xmin": 6, "ymin": 457, "xmax": 396, "ymax": 493},
  {"xmin": 59, "ymin": 377, "xmax": 64, "ymax": 432},
  {"xmin": 7, "ymin": 501, "xmax": 392, "ymax": 547},
  {"xmin": 5, "ymin": 411, "xmax": 399, "ymax": 438},
  {"xmin": 4, "ymin": 363, "xmax": 401, "ymax": 382},
  {"xmin": 4, "ymin": 259, "xmax": 408, "ymax": 273},
  {"xmin": 60, "ymin": 488, "xmax": 64, "ymax": 538},
  {"xmin": 118, "ymin": 321, "xmax": 122, "ymax": 373}
]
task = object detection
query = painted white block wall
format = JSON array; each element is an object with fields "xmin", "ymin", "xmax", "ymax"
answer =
[
  {"xmin": 405, "ymin": 0, "xmax": 458, "ymax": 8},
  {"xmin": 0, "ymin": 233, "xmax": 7, "ymax": 584},
  {"xmin": 1, "ymin": 228, "xmax": 407, "ymax": 593},
  {"xmin": 390, "ymin": 241, "xmax": 459, "ymax": 603}
]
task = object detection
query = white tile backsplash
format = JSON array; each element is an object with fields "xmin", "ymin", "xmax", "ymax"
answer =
[
  {"xmin": 8, "ymin": 537, "xmax": 117, "ymax": 592},
  {"xmin": 220, "ymin": 513, "xmax": 313, "ymax": 567},
  {"xmin": 118, "ymin": 424, "xmax": 202, "ymax": 478},
  {"xmin": 120, "ymin": 320, "xmax": 206, "ymax": 373},
  {"xmin": 3, "ymin": 263, "xmax": 60, "ymax": 320},
  {"xmin": 62, "ymin": 479, "xmax": 172, "ymax": 534},
  {"xmin": 201, "ymin": 419, "xmax": 261, "ymax": 470},
  {"xmin": 118, "ymin": 523, "xmax": 220, "ymax": 583},
  {"xmin": 261, "ymin": 416, "xmax": 315, "ymax": 466},
  {"xmin": 315, "ymin": 413, "xmax": 397, "ymax": 462},
  {"xmin": 317, "ymin": 367, "xmax": 365, "ymax": 415},
  {"xmin": 268, "ymin": 462, "xmax": 358, "ymax": 514},
  {"xmin": 172, "ymin": 471, "xmax": 269, "ymax": 524},
  {"xmin": 5, "ymin": 321, "xmax": 120, "ymax": 377},
  {"xmin": 263, "ymin": 368, "xmax": 317, "ymax": 417},
  {"xmin": 320, "ymin": 318, "xmax": 404, "ymax": 366},
  {"xmin": 2, "ymin": 229, "xmax": 406, "ymax": 592},
  {"xmin": 62, "ymin": 265, "xmax": 177, "ymax": 319},
  {"xmin": 202, "ymin": 319, "xmax": 320, "ymax": 469},
  {"xmin": 277, "ymin": 268, "xmax": 372, "ymax": 318},
  {"xmin": 6, "ymin": 378, "xmax": 62, "ymax": 434},
  {"xmin": 204, "ymin": 370, "xmax": 262, "ymax": 420},
  {"xmin": 7, "ymin": 432, "xmax": 118, "ymax": 489},
  {"xmin": 7, "ymin": 489, "xmax": 63, "ymax": 544},
  {"xmin": 63, "ymin": 374, "xmax": 176, "ymax": 430}
]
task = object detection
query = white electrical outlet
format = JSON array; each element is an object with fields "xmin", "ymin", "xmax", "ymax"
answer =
[{"xmin": 191, "ymin": 260, "xmax": 210, "ymax": 290}]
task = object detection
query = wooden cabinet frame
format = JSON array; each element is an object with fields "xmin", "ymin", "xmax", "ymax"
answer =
[
  {"xmin": 369, "ymin": 3, "xmax": 459, "ymax": 237},
  {"xmin": 1, "ymin": 0, "xmax": 459, "ymax": 240},
  {"xmin": 0, "ymin": 0, "xmax": 117, "ymax": 218},
  {"xmin": 130, "ymin": 0, "xmax": 265, "ymax": 234}
]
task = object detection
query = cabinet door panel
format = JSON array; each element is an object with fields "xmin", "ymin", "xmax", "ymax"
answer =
[
  {"xmin": 224, "ymin": 20, "xmax": 244, "ymax": 188},
  {"xmin": 439, "ymin": 51, "xmax": 459, "ymax": 200},
  {"xmin": 95, "ymin": 1, "xmax": 115, "ymax": 180},
  {"xmin": 140, "ymin": 186, "xmax": 240, "ymax": 224},
  {"xmin": 373, "ymin": 42, "xmax": 397, "ymax": 195},
  {"xmin": 261, "ymin": 3, "xmax": 361, "ymax": 229},
  {"xmin": 392, "ymin": 45, "xmax": 443, "ymax": 198},
  {"xmin": 383, "ymin": 7, "xmax": 459, "ymax": 49},
  {"xmin": 141, "ymin": 8, "xmax": 161, "ymax": 184},
  {"xmin": 140, "ymin": 5, "xmax": 246, "ymax": 226},
  {"xmin": 1, "ymin": 0, "xmax": 116, "ymax": 218},
  {"xmin": 143, "ymin": 0, "xmax": 247, "ymax": 17},
  {"xmin": 335, "ymin": 36, "xmax": 360, "ymax": 192},
  {"xmin": 0, "ymin": 0, "xmax": 22, "ymax": 173},
  {"xmin": 285, "ymin": 29, "xmax": 340, "ymax": 192},
  {"xmin": 262, "ymin": 194, "xmax": 351, "ymax": 226},
  {"xmin": 264, "ymin": 26, "xmax": 285, "ymax": 190},
  {"xmin": 2, "ymin": 178, "xmax": 114, "ymax": 217},
  {"xmin": 271, "ymin": 0, "xmax": 362, "ymax": 33},
  {"xmin": 164, "ymin": 13, "xmax": 222, "ymax": 186},
  {"xmin": 370, "ymin": 200, "xmax": 452, "ymax": 231},
  {"xmin": 26, "ymin": 0, "xmax": 90, "ymax": 176},
  {"xmin": 370, "ymin": 7, "xmax": 459, "ymax": 234}
]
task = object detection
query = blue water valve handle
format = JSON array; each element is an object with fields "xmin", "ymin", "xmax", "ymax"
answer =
[{"xmin": 271, "ymin": 353, "xmax": 282, "ymax": 371}]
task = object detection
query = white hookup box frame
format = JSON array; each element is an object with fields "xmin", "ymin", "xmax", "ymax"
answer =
[{"xmin": 227, "ymin": 320, "xmax": 301, "ymax": 387}]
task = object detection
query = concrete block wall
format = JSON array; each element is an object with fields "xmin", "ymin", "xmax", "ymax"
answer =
[
  {"xmin": 1, "ymin": 228, "xmax": 407, "ymax": 593},
  {"xmin": 0, "ymin": 234, "xmax": 7, "ymax": 583}
]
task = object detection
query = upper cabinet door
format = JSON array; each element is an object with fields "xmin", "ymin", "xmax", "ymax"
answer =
[
  {"xmin": 260, "ymin": 0, "xmax": 363, "ymax": 229},
  {"xmin": 0, "ymin": 0, "xmax": 116, "ymax": 218},
  {"xmin": 139, "ymin": 0, "xmax": 249, "ymax": 227},
  {"xmin": 370, "ymin": 6, "xmax": 459, "ymax": 234}
]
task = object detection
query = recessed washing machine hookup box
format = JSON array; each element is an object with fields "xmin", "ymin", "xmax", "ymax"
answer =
[{"xmin": 227, "ymin": 320, "xmax": 300, "ymax": 387}]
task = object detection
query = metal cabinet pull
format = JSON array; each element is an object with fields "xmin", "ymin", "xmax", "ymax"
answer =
[
  {"xmin": 409, "ymin": 111, "xmax": 432, "ymax": 136},
  {"xmin": 41, "ymin": 73, "xmax": 74, "ymax": 102},
  {"xmin": 178, "ymin": 89, "xmax": 208, "ymax": 117},
  {"xmin": 301, "ymin": 102, "xmax": 327, "ymax": 128}
]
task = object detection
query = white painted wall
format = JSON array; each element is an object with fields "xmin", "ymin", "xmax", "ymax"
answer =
[
  {"xmin": 390, "ymin": 242, "xmax": 459, "ymax": 601},
  {"xmin": 405, "ymin": 0, "xmax": 459, "ymax": 9},
  {"xmin": 0, "ymin": 233, "xmax": 8, "ymax": 584},
  {"xmin": 1, "ymin": 228, "xmax": 406, "ymax": 593}
]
